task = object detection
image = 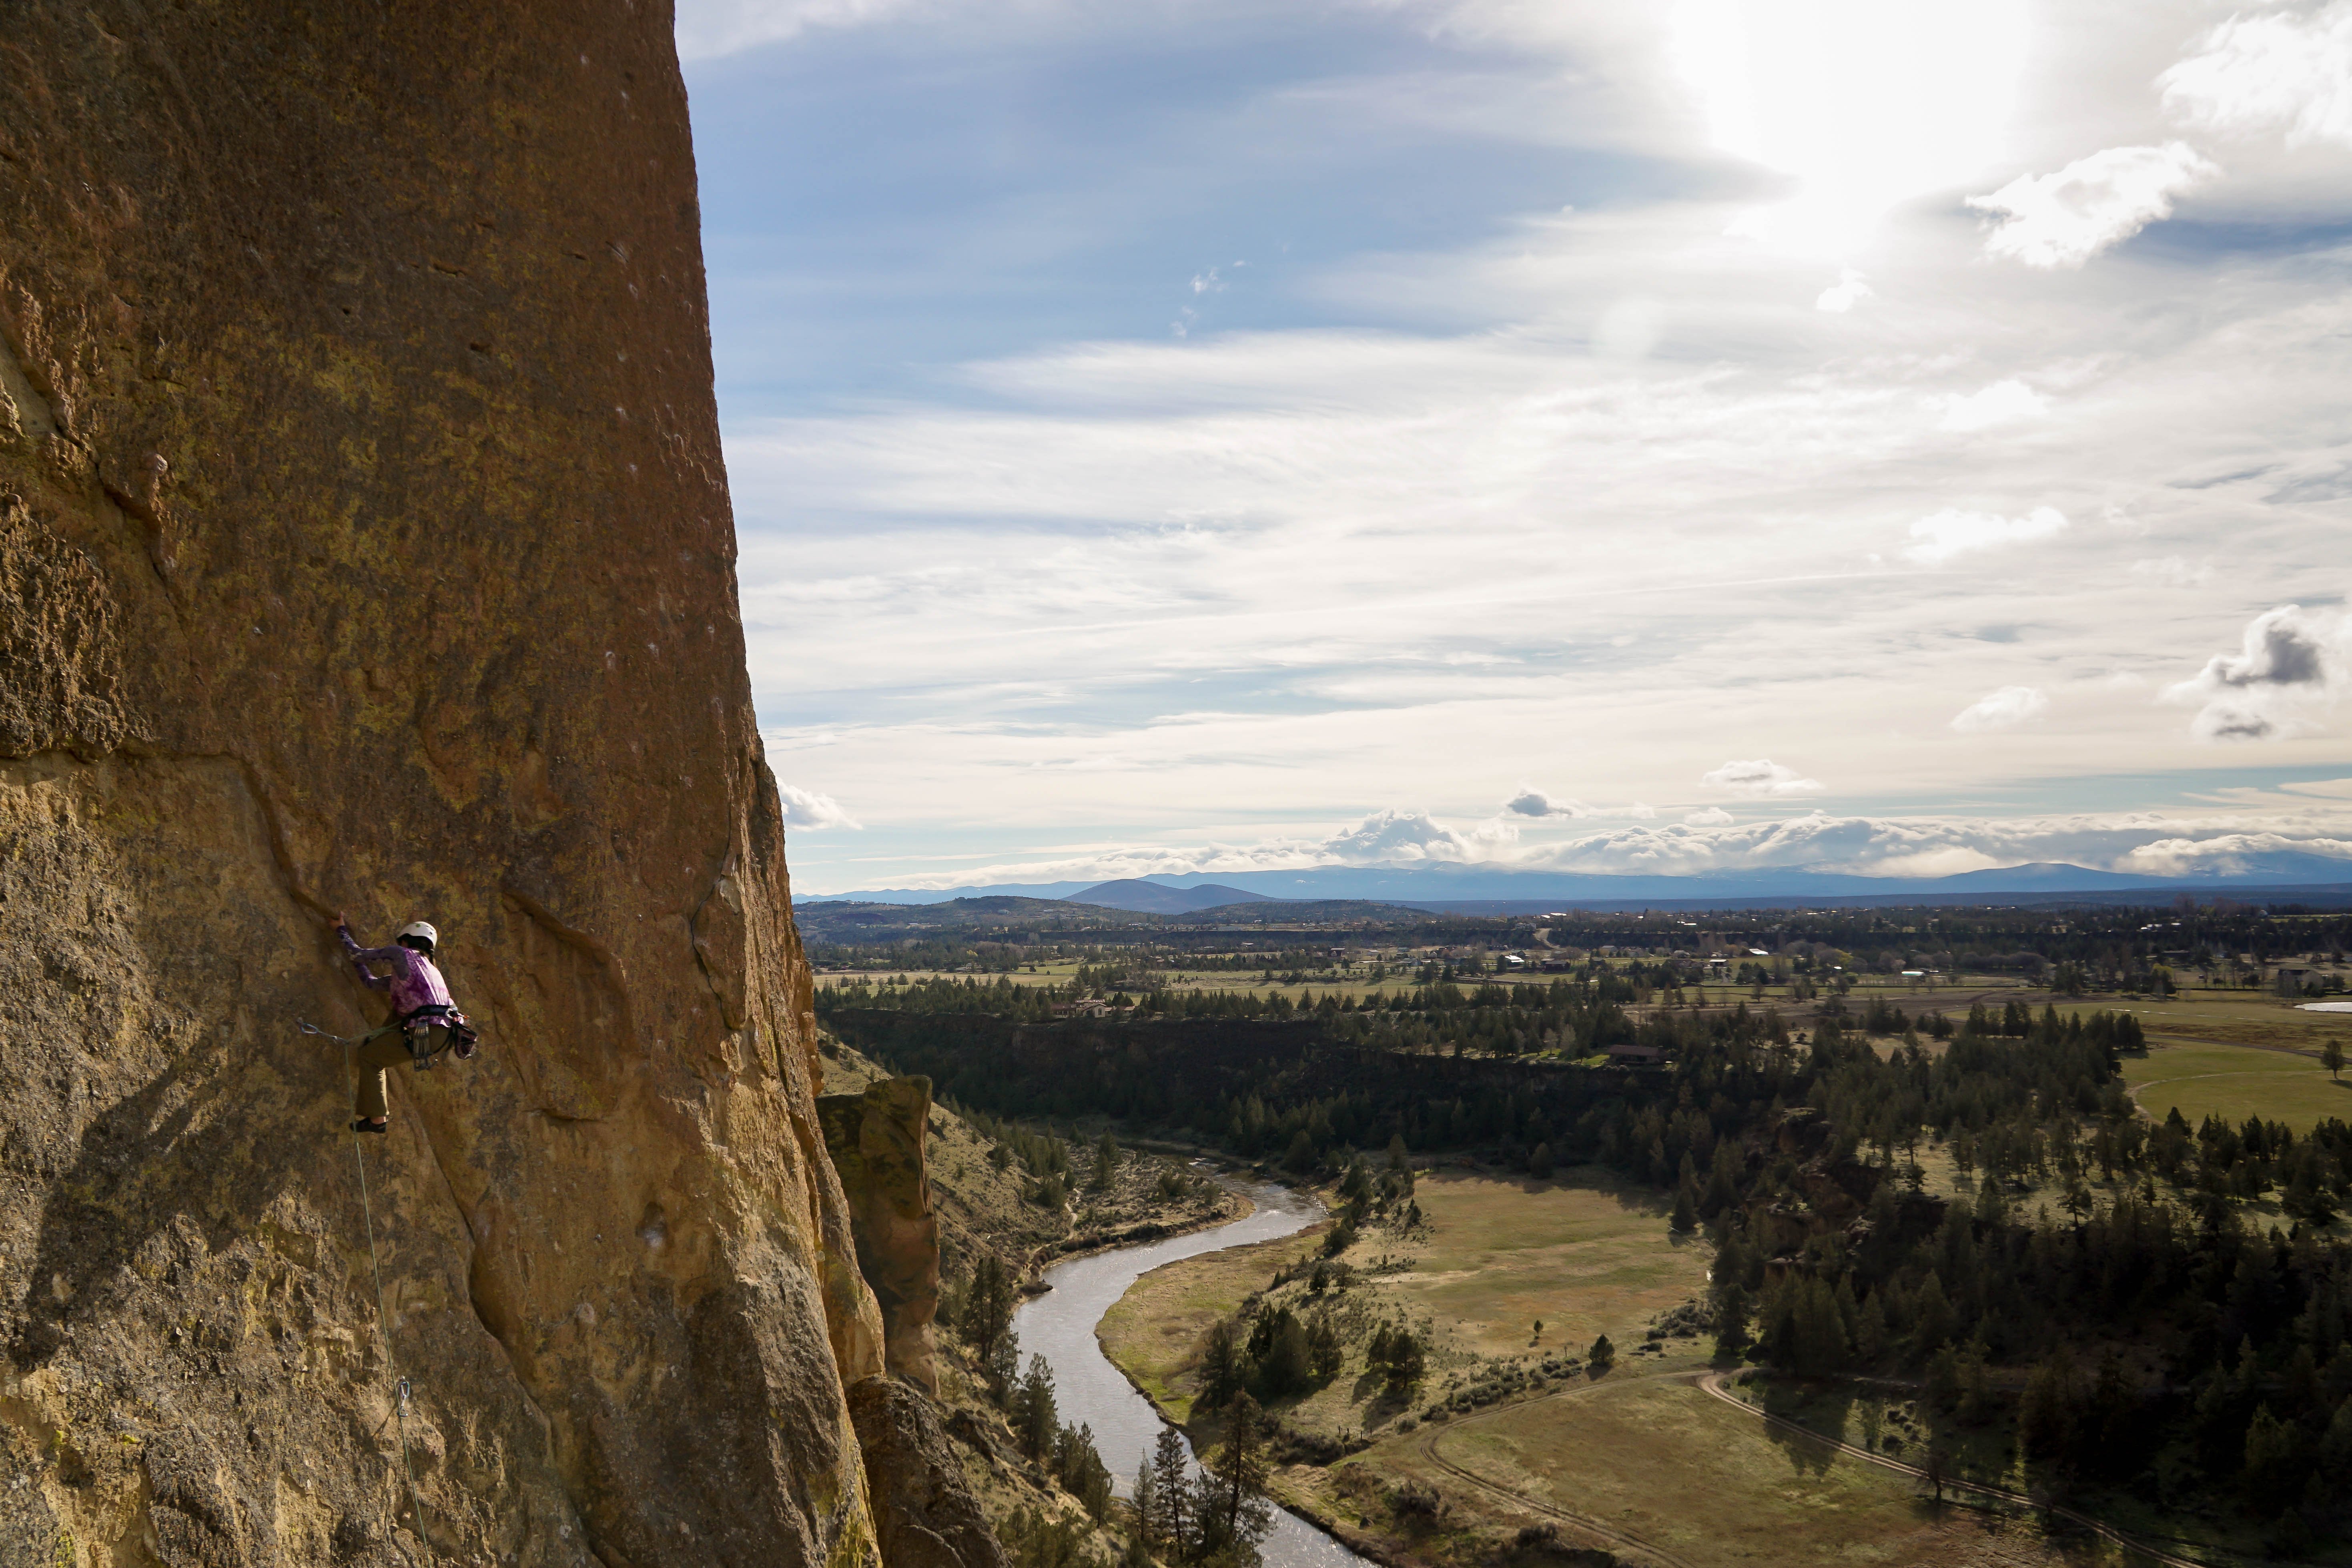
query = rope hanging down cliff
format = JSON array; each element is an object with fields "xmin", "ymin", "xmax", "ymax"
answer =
[{"xmin": 299, "ymin": 1018, "xmax": 436, "ymax": 1565}]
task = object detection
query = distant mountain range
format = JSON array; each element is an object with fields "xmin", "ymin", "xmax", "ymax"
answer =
[
  {"xmin": 1066, "ymin": 878, "xmax": 1274, "ymax": 913},
  {"xmin": 798, "ymin": 858, "xmax": 2352, "ymax": 911}
]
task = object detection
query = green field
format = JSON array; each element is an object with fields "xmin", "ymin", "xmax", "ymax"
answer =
[
  {"xmin": 1099, "ymin": 1169, "xmax": 1716, "ymax": 1434},
  {"xmin": 1303, "ymin": 1375, "xmax": 2134, "ymax": 1568},
  {"xmin": 2122, "ymin": 1038, "xmax": 2351, "ymax": 1131}
]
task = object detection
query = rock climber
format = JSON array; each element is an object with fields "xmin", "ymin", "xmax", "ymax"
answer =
[{"xmin": 331, "ymin": 912, "xmax": 477, "ymax": 1133}]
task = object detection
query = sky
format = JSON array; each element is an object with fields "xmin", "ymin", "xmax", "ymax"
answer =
[{"xmin": 674, "ymin": 0, "xmax": 2352, "ymax": 895}]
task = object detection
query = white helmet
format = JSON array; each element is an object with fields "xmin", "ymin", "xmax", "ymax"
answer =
[{"xmin": 397, "ymin": 921, "xmax": 439, "ymax": 953}]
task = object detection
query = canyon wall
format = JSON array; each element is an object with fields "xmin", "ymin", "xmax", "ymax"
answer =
[
  {"xmin": 0, "ymin": 4, "xmax": 890, "ymax": 1564},
  {"xmin": 818, "ymin": 1079, "xmax": 943, "ymax": 1395}
]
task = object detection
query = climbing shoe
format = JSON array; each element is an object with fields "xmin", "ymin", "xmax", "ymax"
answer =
[{"xmin": 353, "ymin": 1119, "xmax": 388, "ymax": 1135}]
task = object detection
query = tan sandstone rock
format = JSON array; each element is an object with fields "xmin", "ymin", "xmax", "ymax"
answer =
[
  {"xmin": 0, "ymin": 6, "xmax": 890, "ymax": 1565},
  {"xmin": 846, "ymin": 1377, "xmax": 1009, "ymax": 1568},
  {"xmin": 819, "ymin": 1078, "xmax": 945, "ymax": 1395}
]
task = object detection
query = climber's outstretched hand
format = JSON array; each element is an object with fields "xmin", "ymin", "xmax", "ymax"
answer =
[{"xmin": 330, "ymin": 909, "xmax": 348, "ymax": 930}]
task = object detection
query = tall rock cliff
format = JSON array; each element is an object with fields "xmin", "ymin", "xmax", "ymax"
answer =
[{"xmin": 0, "ymin": 5, "xmax": 890, "ymax": 1564}]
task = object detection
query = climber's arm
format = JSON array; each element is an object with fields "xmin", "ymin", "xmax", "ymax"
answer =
[{"xmin": 335, "ymin": 921, "xmax": 397, "ymax": 991}]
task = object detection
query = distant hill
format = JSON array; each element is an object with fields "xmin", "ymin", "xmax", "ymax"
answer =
[
  {"xmin": 794, "ymin": 896, "xmax": 1169, "ymax": 942},
  {"xmin": 1173, "ymin": 898, "xmax": 1422, "ymax": 925},
  {"xmin": 801, "ymin": 856, "xmax": 2352, "ymax": 911},
  {"xmin": 1067, "ymin": 879, "xmax": 1275, "ymax": 914},
  {"xmin": 1929, "ymin": 862, "xmax": 2168, "ymax": 890}
]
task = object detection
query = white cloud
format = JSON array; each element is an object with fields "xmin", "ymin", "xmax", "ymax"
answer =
[
  {"xmin": 1505, "ymin": 787, "xmax": 1656, "ymax": 819},
  {"xmin": 1322, "ymin": 806, "xmax": 1478, "ymax": 862},
  {"xmin": 1938, "ymin": 379, "xmax": 2047, "ymax": 432},
  {"xmin": 778, "ymin": 782, "xmax": 862, "ymax": 830},
  {"xmin": 1950, "ymin": 685, "xmax": 2050, "ymax": 732},
  {"xmin": 2164, "ymin": 603, "xmax": 2347, "ymax": 742},
  {"xmin": 1902, "ymin": 505, "xmax": 2067, "ymax": 565},
  {"xmin": 1815, "ymin": 269, "xmax": 1872, "ymax": 313},
  {"xmin": 1699, "ymin": 759, "xmax": 1823, "ymax": 797},
  {"xmin": 2160, "ymin": 2, "xmax": 2352, "ymax": 150},
  {"xmin": 1966, "ymin": 143, "xmax": 2220, "ymax": 269},
  {"xmin": 796, "ymin": 800, "xmax": 2352, "ymax": 892},
  {"xmin": 2129, "ymin": 555, "xmax": 2214, "ymax": 587},
  {"xmin": 2117, "ymin": 832, "xmax": 2352, "ymax": 877}
]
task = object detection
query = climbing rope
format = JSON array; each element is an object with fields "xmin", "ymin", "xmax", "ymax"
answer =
[{"xmin": 299, "ymin": 1021, "xmax": 434, "ymax": 1565}]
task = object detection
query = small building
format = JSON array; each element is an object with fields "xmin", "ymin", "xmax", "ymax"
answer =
[{"xmin": 1605, "ymin": 1042, "xmax": 1667, "ymax": 1067}]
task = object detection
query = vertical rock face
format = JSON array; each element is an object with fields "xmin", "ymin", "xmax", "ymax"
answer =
[
  {"xmin": 0, "ymin": 6, "xmax": 887, "ymax": 1566},
  {"xmin": 846, "ymin": 1378, "xmax": 1008, "ymax": 1568},
  {"xmin": 818, "ymin": 1079, "xmax": 943, "ymax": 1394}
]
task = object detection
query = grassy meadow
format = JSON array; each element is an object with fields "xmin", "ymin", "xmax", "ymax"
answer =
[{"xmin": 1101, "ymin": 1164, "xmax": 2261, "ymax": 1568}]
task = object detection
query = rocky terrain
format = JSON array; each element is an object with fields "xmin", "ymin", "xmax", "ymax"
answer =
[{"xmin": 0, "ymin": 6, "xmax": 951, "ymax": 1565}]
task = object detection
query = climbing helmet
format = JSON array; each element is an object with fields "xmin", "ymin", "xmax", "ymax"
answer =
[{"xmin": 397, "ymin": 920, "xmax": 440, "ymax": 954}]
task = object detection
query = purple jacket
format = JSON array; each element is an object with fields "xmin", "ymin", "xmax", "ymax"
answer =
[{"xmin": 338, "ymin": 926, "xmax": 457, "ymax": 1020}]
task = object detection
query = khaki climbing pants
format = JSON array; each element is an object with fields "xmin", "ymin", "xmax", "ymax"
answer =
[{"xmin": 354, "ymin": 1024, "xmax": 448, "ymax": 1121}]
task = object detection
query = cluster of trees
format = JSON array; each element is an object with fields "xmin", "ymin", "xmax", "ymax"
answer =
[
  {"xmin": 1198, "ymin": 1303, "xmax": 1344, "ymax": 1404},
  {"xmin": 1669, "ymin": 1009, "xmax": 2352, "ymax": 1532},
  {"xmin": 1129, "ymin": 1410, "xmax": 1274, "ymax": 1568},
  {"xmin": 1006, "ymin": 1354, "xmax": 1115, "ymax": 1521}
]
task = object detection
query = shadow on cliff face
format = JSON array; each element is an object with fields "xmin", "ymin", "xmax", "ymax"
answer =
[{"xmin": 9, "ymin": 1046, "xmax": 307, "ymax": 1370}]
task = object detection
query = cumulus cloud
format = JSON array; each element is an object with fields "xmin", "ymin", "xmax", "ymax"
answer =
[
  {"xmin": 1951, "ymin": 685, "xmax": 2051, "ymax": 732},
  {"xmin": 1323, "ymin": 806, "xmax": 1478, "ymax": 862},
  {"xmin": 2160, "ymin": 2, "xmax": 2352, "ymax": 149},
  {"xmin": 803, "ymin": 803, "xmax": 2352, "ymax": 893},
  {"xmin": 2117, "ymin": 832, "xmax": 2352, "ymax": 878},
  {"xmin": 1700, "ymin": 759, "xmax": 1823, "ymax": 797},
  {"xmin": 1505, "ymin": 787, "xmax": 1656, "ymax": 819},
  {"xmin": 778, "ymin": 782, "xmax": 862, "ymax": 830},
  {"xmin": 1966, "ymin": 143, "xmax": 2220, "ymax": 269},
  {"xmin": 2164, "ymin": 604, "xmax": 2346, "ymax": 742},
  {"xmin": 1939, "ymin": 379, "xmax": 2047, "ymax": 432},
  {"xmin": 1903, "ymin": 505, "xmax": 2068, "ymax": 565},
  {"xmin": 1815, "ymin": 269, "xmax": 1872, "ymax": 313}
]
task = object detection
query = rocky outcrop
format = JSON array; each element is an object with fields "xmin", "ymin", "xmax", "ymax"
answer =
[
  {"xmin": 821, "ymin": 1078, "xmax": 944, "ymax": 1393},
  {"xmin": 0, "ymin": 6, "xmax": 888, "ymax": 1566},
  {"xmin": 848, "ymin": 1377, "xmax": 1010, "ymax": 1568}
]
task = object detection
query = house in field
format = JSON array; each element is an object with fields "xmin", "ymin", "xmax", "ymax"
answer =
[{"xmin": 1605, "ymin": 1041, "xmax": 1667, "ymax": 1067}]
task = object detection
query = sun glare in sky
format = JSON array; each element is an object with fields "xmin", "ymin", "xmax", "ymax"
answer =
[{"xmin": 1674, "ymin": 0, "xmax": 2030, "ymax": 253}]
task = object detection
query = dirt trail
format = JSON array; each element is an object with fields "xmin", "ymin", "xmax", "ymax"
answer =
[{"xmin": 1415, "ymin": 1366, "xmax": 1704, "ymax": 1568}]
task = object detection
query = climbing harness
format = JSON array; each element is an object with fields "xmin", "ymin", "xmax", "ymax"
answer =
[{"xmin": 298, "ymin": 1020, "xmax": 435, "ymax": 1564}]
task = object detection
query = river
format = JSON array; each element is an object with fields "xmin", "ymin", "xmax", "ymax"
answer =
[{"xmin": 1009, "ymin": 1173, "xmax": 1373, "ymax": 1568}]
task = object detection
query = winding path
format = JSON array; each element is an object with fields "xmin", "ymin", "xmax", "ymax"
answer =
[
  {"xmin": 1414, "ymin": 1366, "xmax": 1704, "ymax": 1568},
  {"xmin": 1401, "ymin": 1364, "xmax": 2214, "ymax": 1568}
]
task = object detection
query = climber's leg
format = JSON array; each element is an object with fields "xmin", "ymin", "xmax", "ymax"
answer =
[{"xmin": 353, "ymin": 1031, "xmax": 411, "ymax": 1124}]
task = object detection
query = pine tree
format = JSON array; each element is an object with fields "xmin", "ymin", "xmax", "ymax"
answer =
[
  {"xmin": 1196, "ymin": 1393, "xmax": 1275, "ymax": 1566},
  {"xmin": 1198, "ymin": 1320, "xmax": 1245, "ymax": 1410},
  {"xmin": 1149, "ymin": 1428, "xmax": 1193, "ymax": 1563},
  {"xmin": 1131, "ymin": 1457, "xmax": 1160, "ymax": 1554},
  {"xmin": 1015, "ymin": 1355, "xmax": 1060, "ymax": 1461},
  {"xmin": 963, "ymin": 1252, "xmax": 1018, "ymax": 1362}
]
